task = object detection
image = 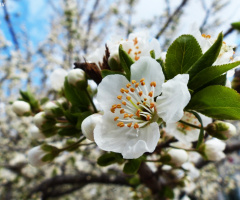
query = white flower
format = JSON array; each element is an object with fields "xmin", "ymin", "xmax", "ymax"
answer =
[
  {"xmin": 27, "ymin": 146, "xmax": 47, "ymax": 167},
  {"xmin": 94, "ymin": 57, "xmax": 190, "ymax": 159},
  {"xmin": 194, "ymin": 31, "xmax": 235, "ymax": 65},
  {"xmin": 49, "ymin": 68, "xmax": 67, "ymax": 91},
  {"xmin": 29, "ymin": 125, "xmax": 45, "ymax": 140},
  {"xmin": 182, "ymin": 162, "xmax": 200, "ymax": 179},
  {"xmin": 166, "ymin": 112, "xmax": 212, "ymax": 144},
  {"xmin": 81, "ymin": 114, "xmax": 102, "ymax": 141},
  {"xmin": 204, "ymin": 138, "xmax": 226, "ymax": 161},
  {"xmin": 67, "ymin": 69, "xmax": 85, "ymax": 86},
  {"xmin": 44, "ymin": 101, "xmax": 58, "ymax": 116},
  {"xmin": 12, "ymin": 101, "xmax": 31, "ymax": 116},
  {"xmin": 33, "ymin": 112, "xmax": 46, "ymax": 129},
  {"xmin": 167, "ymin": 148, "xmax": 188, "ymax": 166}
]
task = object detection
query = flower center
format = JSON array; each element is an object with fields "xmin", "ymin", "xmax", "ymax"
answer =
[{"xmin": 110, "ymin": 78, "xmax": 158, "ymax": 131}]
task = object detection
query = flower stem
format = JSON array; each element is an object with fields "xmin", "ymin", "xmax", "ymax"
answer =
[
  {"xmin": 179, "ymin": 120, "xmax": 203, "ymax": 130},
  {"xmin": 85, "ymin": 89, "xmax": 97, "ymax": 113},
  {"xmin": 59, "ymin": 137, "xmax": 86, "ymax": 152}
]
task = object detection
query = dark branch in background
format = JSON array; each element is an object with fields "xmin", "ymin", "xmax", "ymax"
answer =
[
  {"xmin": 83, "ymin": 0, "xmax": 100, "ymax": 54},
  {"xmin": 126, "ymin": 0, "xmax": 134, "ymax": 36},
  {"xmin": 155, "ymin": 0, "xmax": 188, "ymax": 39},
  {"xmin": 3, "ymin": 1, "xmax": 19, "ymax": 50},
  {"xmin": 224, "ymin": 27, "xmax": 234, "ymax": 38},
  {"xmin": 28, "ymin": 171, "xmax": 131, "ymax": 199}
]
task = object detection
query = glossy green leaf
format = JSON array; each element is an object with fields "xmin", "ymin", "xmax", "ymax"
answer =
[
  {"xmin": 97, "ymin": 152, "xmax": 123, "ymax": 166},
  {"xmin": 232, "ymin": 22, "xmax": 240, "ymax": 31},
  {"xmin": 188, "ymin": 61, "xmax": 240, "ymax": 90},
  {"xmin": 187, "ymin": 85, "xmax": 240, "ymax": 120},
  {"xmin": 123, "ymin": 158, "xmax": 142, "ymax": 175},
  {"xmin": 164, "ymin": 35, "xmax": 202, "ymax": 79}
]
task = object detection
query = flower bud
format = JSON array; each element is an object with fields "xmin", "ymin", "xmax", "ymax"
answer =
[
  {"xmin": 167, "ymin": 148, "xmax": 188, "ymax": 166},
  {"xmin": 81, "ymin": 114, "xmax": 102, "ymax": 141},
  {"xmin": 67, "ymin": 69, "xmax": 86, "ymax": 86},
  {"xmin": 12, "ymin": 101, "xmax": 31, "ymax": 116},
  {"xmin": 44, "ymin": 102, "xmax": 58, "ymax": 116},
  {"xmin": 27, "ymin": 146, "xmax": 47, "ymax": 167},
  {"xmin": 206, "ymin": 121, "xmax": 237, "ymax": 140},
  {"xmin": 202, "ymin": 138, "xmax": 226, "ymax": 161},
  {"xmin": 33, "ymin": 112, "xmax": 46, "ymax": 129},
  {"xmin": 29, "ymin": 125, "xmax": 45, "ymax": 140},
  {"xmin": 49, "ymin": 68, "xmax": 67, "ymax": 91},
  {"xmin": 33, "ymin": 112, "xmax": 56, "ymax": 131}
]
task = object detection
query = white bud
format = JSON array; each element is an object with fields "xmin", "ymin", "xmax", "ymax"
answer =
[
  {"xmin": 49, "ymin": 68, "xmax": 67, "ymax": 91},
  {"xmin": 29, "ymin": 125, "xmax": 45, "ymax": 140},
  {"xmin": 67, "ymin": 69, "xmax": 85, "ymax": 86},
  {"xmin": 81, "ymin": 114, "xmax": 102, "ymax": 141},
  {"xmin": 27, "ymin": 146, "xmax": 47, "ymax": 167},
  {"xmin": 204, "ymin": 138, "xmax": 226, "ymax": 161},
  {"xmin": 167, "ymin": 148, "xmax": 188, "ymax": 166},
  {"xmin": 33, "ymin": 112, "xmax": 46, "ymax": 129},
  {"xmin": 44, "ymin": 101, "xmax": 58, "ymax": 116},
  {"xmin": 12, "ymin": 101, "xmax": 31, "ymax": 116}
]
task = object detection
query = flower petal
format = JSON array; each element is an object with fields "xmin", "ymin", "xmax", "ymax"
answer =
[
  {"xmin": 156, "ymin": 74, "xmax": 190, "ymax": 123},
  {"xmin": 96, "ymin": 74, "xmax": 129, "ymax": 112},
  {"xmin": 94, "ymin": 112, "xmax": 160, "ymax": 159},
  {"xmin": 131, "ymin": 57, "xmax": 165, "ymax": 96}
]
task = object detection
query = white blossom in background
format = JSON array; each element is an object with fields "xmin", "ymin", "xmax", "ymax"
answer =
[
  {"xmin": 167, "ymin": 148, "xmax": 188, "ymax": 166},
  {"xmin": 204, "ymin": 138, "xmax": 226, "ymax": 161},
  {"xmin": 44, "ymin": 101, "xmax": 58, "ymax": 116},
  {"xmin": 49, "ymin": 68, "xmax": 68, "ymax": 91},
  {"xmin": 166, "ymin": 112, "xmax": 212, "ymax": 145},
  {"xmin": 81, "ymin": 114, "xmax": 102, "ymax": 141},
  {"xmin": 94, "ymin": 57, "xmax": 190, "ymax": 159},
  {"xmin": 29, "ymin": 125, "xmax": 45, "ymax": 140},
  {"xmin": 182, "ymin": 162, "xmax": 200, "ymax": 179},
  {"xmin": 27, "ymin": 146, "xmax": 47, "ymax": 167},
  {"xmin": 12, "ymin": 101, "xmax": 31, "ymax": 116}
]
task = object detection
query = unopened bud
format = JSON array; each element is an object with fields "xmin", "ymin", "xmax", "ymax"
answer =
[
  {"xmin": 33, "ymin": 112, "xmax": 46, "ymax": 129},
  {"xmin": 206, "ymin": 121, "xmax": 237, "ymax": 140},
  {"xmin": 27, "ymin": 146, "xmax": 47, "ymax": 167},
  {"xmin": 44, "ymin": 101, "xmax": 63, "ymax": 117},
  {"xmin": 12, "ymin": 101, "xmax": 31, "ymax": 116},
  {"xmin": 81, "ymin": 114, "xmax": 102, "ymax": 141},
  {"xmin": 29, "ymin": 125, "xmax": 45, "ymax": 140},
  {"xmin": 67, "ymin": 69, "xmax": 86, "ymax": 86},
  {"xmin": 49, "ymin": 68, "xmax": 67, "ymax": 91},
  {"xmin": 167, "ymin": 148, "xmax": 188, "ymax": 166}
]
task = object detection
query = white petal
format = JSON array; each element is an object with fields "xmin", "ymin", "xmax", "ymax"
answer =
[
  {"xmin": 49, "ymin": 68, "xmax": 67, "ymax": 91},
  {"xmin": 96, "ymin": 74, "xmax": 129, "ymax": 112},
  {"xmin": 156, "ymin": 74, "xmax": 190, "ymax": 123},
  {"xmin": 94, "ymin": 112, "xmax": 160, "ymax": 159},
  {"xmin": 131, "ymin": 57, "xmax": 165, "ymax": 96},
  {"xmin": 149, "ymin": 38, "xmax": 161, "ymax": 59}
]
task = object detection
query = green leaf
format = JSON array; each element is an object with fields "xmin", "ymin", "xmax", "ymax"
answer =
[
  {"xmin": 150, "ymin": 50, "xmax": 155, "ymax": 59},
  {"xmin": 188, "ymin": 32, "xmax": 223, "ymax": 78},
  {"xmin": 101, "ymin": 69, "xmax": 125, "ymax": 78},
  {"xmin": 164, "ymin": 35, "xmax": 202, "ymax": 79},
  {"xmin": 123, "ymin": 156, "xmax": 145, "ymax": 175},
  {"xmin": 189, "ymin": 111, "xmax": 204, "ymax": 149},
  {"xmin": 97, "ymin": 152, "xmax": 123, "ymax": 166},
  {"xmin": 57, "ymin": 127, "xmax": 81, "ymax": 137},
  {"xmin": 188, "ymin": 61, "xmax": 240, "ymax": 90},
  {"xmin": 108, "ymin": 57, "xmax": 122, "ymax": 71},
  {"xmin": 162, "ymin": 186, "xmax": 174, "ymax": 199},
  {"xmin": 75, "ymin": 111, "xmax": 92, "ymax": 130},
  {"xmin": 232, "ymin": 22, "xmax": 240, "ymax": 31},
  {"xmin": 187, "ymin": 85, "xmax": 240, "ymax": 120},
  {"xmin": 119, "ymin": 44, "xmax": 134, "ymax": 80}
]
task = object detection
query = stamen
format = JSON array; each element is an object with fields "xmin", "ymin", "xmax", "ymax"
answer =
[
  {"xmin": 141, "ymin": 81, "xmax": 145, "ymax": 86},
  {"xmin": 143, "ymin": 101, "xmax": 146, "ymax": 105},
  {"xmin": 206, "ymin": 35, "xmax": 211, "ymax": 39},
  {"xmin": 117, "ymin": 122, "xmax": 125, "ymax": 127},
  {"xmin": 144, "ymin": 98, "xmax": 147, "ymax": 101},
  {"xmin": 120, "ymin": 88, "xmax": 125, "ymax": 93},
  {"xmin": 117, "ymin": 95, "xmax": 122, "ymax": 100},
  {"xmin": 122, "ymin": 101, "xmax": 127, "ymax": 106},
  {"xmin": 124, "ymin": 89, "xmax": 129, "ymax": 93},
  {"xmin": 116, "ymin": 104, "xmax": 121, "ymax": 108},
  {"xmin": 140, "ymin": 78, "xmax": 145, "ymax": 82},
  {"xmin": 146, "ymin": 115, "xmax": 151, "ymax": 121},
  {"xmin": 134, "ymin": 123, "xmax": 139, "ymax": 129},
  {"xmin": 137, "ymin": 102, "xmax": 140, "ymax": 105},
  {"xmin": 148, "ymin": 91, "xmax": 153, "ymax": 97},
  {"xmin": 120, "ymin": 109, "xmax": 125, "ymax": 114},
  {"xmin": 132, "ymin": 80, "xmax": 136, "ymax": 84},
  {"xmin": 127, "ymin": 123, "xmax": 132, "ymax": 128},
  {"xmin": 135, "ymin": 83, "xmax": 139, "ymax": 88},
  {"xmin": 223, "ymin": 41, "xmax": 226, "ymax": 44},
  {"xmin": 138, "ymin": 51, "xmax": 141, "ymax": 54},
  {"xmin": 129, "ymin": 114, "xmax": 134, "ymax": 118},
  {"xmin": 114, "ymin": 117, "xmax": 119, "ymax": 121},
  {"xmin": 139, "ymin": 91, "xmax": 143, "ymax": 96},
  {"xmin": 134, "ymin": 52, "xmax": 138, "ymax": 55},
  {"xmin": 150, "ymin": 102, "xmax": 155, "ymax": 109},
  {"xmin": 136, "ymin": 109, "xmax": 141, "ymax": 117},
  {"xmin": 124, "ymin": 113, "xmax": 129, "ymax": 118},
  {"xmin": 130, "ymin": 88, "xmax": 135, "ymax": 92},
  {"xmin": 126, "ymin": 96, "xmax": 131, "ymax": 101},
  {"xmin": 135, "ymin": 56, "xmax": 140, "ymax": 61},
  {"xmin": 128, "ymin": 49, "xmax": 132, "ymax": 54},
  {"xmin": 133, "ymin": 37, "xmax": 138, "ymax": 45},
  {"xmin": 150, "ymin": 81, "xmax": 156, "ymax": 87},
  {"xmin": 135, "ymin": 46, "xmax": 139, "ymax": 49},
  {"xmin": 111, "ymin": 108, "xmax": 116, "ymax": 113},
  {"xmin": 126, "ymin": 83, "xmax": 131, "ymax": 88},
  {"xmin": 202, "ymin": 33, "xmax": 206, "ymax": 38}
]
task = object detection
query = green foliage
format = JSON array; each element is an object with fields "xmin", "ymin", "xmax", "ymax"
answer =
[
  {"xmin": 57, "ymin": 126, "xmax": 81, "ymax": 137},
  {"xmin": 160, "ymin": 186, "xmax": 174, "ymax": 199},
  {"xmin": 97, "ymin": 152, "xmax": 124, "ymax": 166},
  {"xmin": 187, "ymin": 85, "xmax": 240, "ymax": 120},
  {"xmin": 108, "ymin": 57, "xmax": 122, "ymax": 71},
  {"xmin": 123, "ymin": 156, "xmax": 145, "ymax": 175},
  {"xmin": 20, "ymin": 90, "xmax": 39, "ymax": 112},
  {"xmin": 101, "ymin": 69, "xmax": 125, "ymax": 78},
  {"xmin": 119, "ymin": 44, "xmax": 134, "ymax": 80},
  {"xmin": 232, "ymin": 22, "xmax": 240, "ymax": 31},
  {"xmin": 150, "ymin": 50, "xmax": 155, "ymax": 59},
  {"xmin": 164, "ymin": 35, "xmax": 202, "ymax": 79},
  {"xmin": 188, "ymin": 61, "xmax": 240, "ymax": 90},
  {"xmin": 74, "ymin": 111, "xmax": 92, "ymax": 130},
  {"xmin": 187, "ymin": 32, "xmax": 223, "ymax": 78}
]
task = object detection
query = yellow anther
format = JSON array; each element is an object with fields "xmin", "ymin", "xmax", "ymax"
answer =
[
  {"xmin": 233, "ymin": 51, "xmax": 235, "ymax": 54},
  {"xmin": 134, "ymin": 52, "xmax": 138, "ymax": 55},
  {"xmin": 144, "ymin": 98, "xmax": 147, "ymax": 101},
  {"xmin": 132, "ymin": 80, "xmax": 136, "ymax": 84},
  {"xmin": 138, "ymin": 51, "xmax": 141, "ymax": 54},
  {"xmin": 126, "ymin": 83, "xmax": 131, "ymax": 88},
  {"xmin": 125, "ymin": 89, "xmax": 129, "ymax": 93},
  {"xmin": 117, "ymin": 122, "xmax": 125, "ymax": 127},
  {"xmin": 122, "ymin": 101, "xmax": 127, "ymax": 106},
  {"xmin": 134, "ymin": 123, "xmax": 139, "ymax": 129},
  {"xmin": 120, "ymin": 109, "xmax": 125, "ymax": 114},
  {"xmin": 124, "ymin": 113, "xmax": 129, "ymax": 118},
  {"xmin": 114, "ymin": 117, "xmax": 119, "ymax": 121},
  {"xmin": 223, "ymin": 41, "xmax": 226, "ymax": 44},
  {"xmin": 135, "ymin": 83, "xmax": 139, "ymax": 88},
  {"xmin": 120, "ymin": 88, "xmax": 125, "ymax": 93},
  {"xmin": 230, "ymin": 56, "xmax": 233, "ymax": 60},
  {"xmin": 135, "ymin": 56, "xmax": 140, "ymax": 61},
  {"xmin": 146, "ymin": 115, "xmax": 151, "ymax": 121},
  {"xmin": 111, "ymin": 108, "xmax": 116, "ymax": 113},
  {"xmin": 141, "ymin": 81, "xmax": 145, "ymax": 86},
  {"xmin": 135, "ymin": 46, "xmax": 139, "ymax": 49},
  {"xmin": 137, "ymin": 102, "xmax": 140, "ymax": 105},
  {"xmin": 140, "ymin": 78, "xmax": 145, "ymax": 82},
  {"xmin": 116, "ymin": 104, "xmax": 121, "ymax": 108},
  {"xmin": 206, "ymin": 35, "xmax": 211, "ymax": 39},
  {"xmin": 127, "ymin": 123, "xmax": 132, "ymax": 128},
  {"xmin": 117, "ymin": 95, "xmax": 122, "ymax": 100},
  {"xmin": 126, "ymin": 96, "xmax": 131, "ymax": 101},
  {"xmin": 138, "ymin": 91, "xmax": 143, "ymax": 96},
  {"xmin": 150, "ymin": 81, "xmax": 157, "ymax": 87},
  {"xmin": 136, "ymin": 109, "xmax": 141, "ymax": 117},
  {"xmin": 128, "ymin": 49, "xmax": 132, "ymax": 54},
  {"xmin": 112, "ymin": 104, "xmax": 117, "ymax": 108},
  {"xmin": 129, "ymin": 114, "xmax": 134, "ymax": 118},
  {"xmin": 148, "ymin": 91, "xmax": 153, "ymax": 97},
  {"xmin": 133, "ymin": 37, "xmax": 138, "ymax": 45},
  {"xmin": 130, "ymin": 88, "xmax": 135, "ymax": 92},
  {"xmin": 201, "ymin": 33, "xmax": 206, "ymax": 38},
  {"xmin": 150, "ymin": 102, "xmax": 155, "ymax": 109},
  {"xmin": 143, "ymin": 101, "xmax": 146, "ymax": 105}
]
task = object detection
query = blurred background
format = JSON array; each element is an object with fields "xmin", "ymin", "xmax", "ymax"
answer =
[{"xmin": 1, "ymin": 0, "xmax": 240, "ymax": 199}]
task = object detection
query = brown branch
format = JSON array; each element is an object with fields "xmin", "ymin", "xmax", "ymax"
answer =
[
  {"xmin": 224, "ymin": 27, "xmax": 234, "ymax": 38},
  {"xmin": 3, "ymin": 2, "xmax": 19, "ymax": 50},
  {"xmin": 155, "ymin": 0, "xmax": 188, "ymax": 39}
]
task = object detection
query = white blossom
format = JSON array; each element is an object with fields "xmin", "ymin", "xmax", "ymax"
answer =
[
  {"xmin": 49, "ymin": 68, "xmax": 67, "ymax": 91},
  {"xmin": 27, "ymin": 146, "xmax": 47, "ymax": 167},
  {"xmin": 44, "ymin": 101, "xmax": 58, "ymax": 116},
  {"xmin": 29, "ymin": 125, "xmax": 45, "ymax": 140},
  {"xmin": 167, "ymin": 148, "xmax": 188, "ymax": 166},
  {"xmin": 12, "ymin": 100, "xmax": 31, "ymax": 116},
  {"xmin": 67, "ymin": 69, "xmax": 85, "ymax": 86},
  {"xmin": 33, "ymin": 112, "xmax": 46, "ymax": 129},
  {"xmin": 204, "ymin": 138, "xmax": 226, "ymax": 161},
  {"xmin": 94, "ymin": 57, "xmax": 190, "ymax": 159}
]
